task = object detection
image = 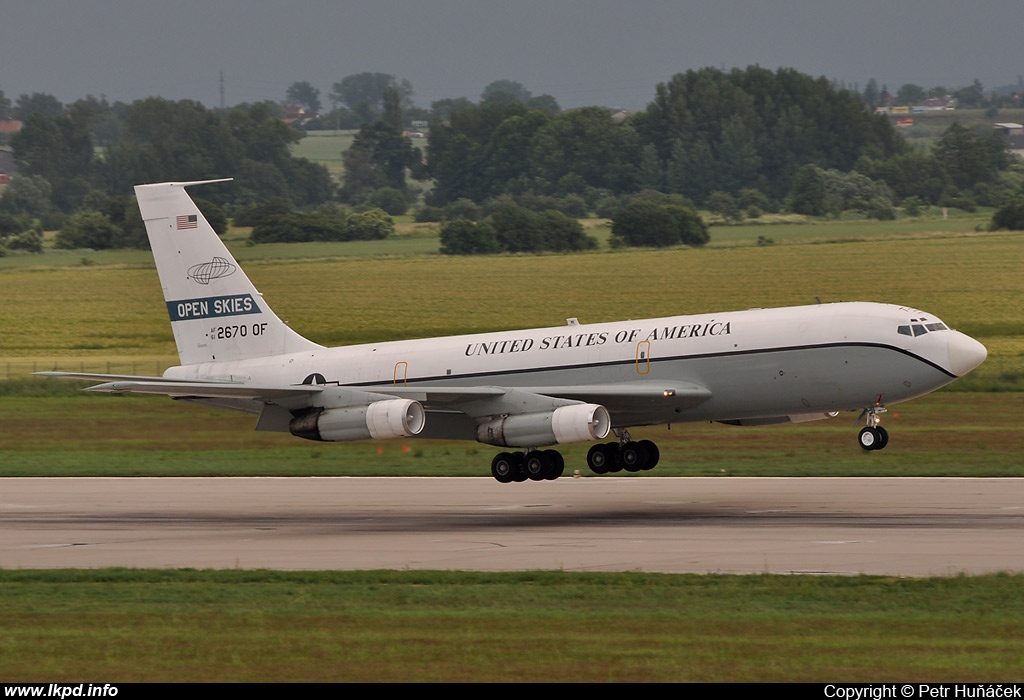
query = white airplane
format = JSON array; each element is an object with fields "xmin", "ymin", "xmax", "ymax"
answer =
[{"xmin": 42, "ymin": 180, "xmax": 988, "ymax": 483}]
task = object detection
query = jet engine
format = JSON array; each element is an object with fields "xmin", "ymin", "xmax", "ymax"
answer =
[
  {"xmin": 290, "ymin": 399, "xmax": 426, "ymax": 442},
  {"xmin": 476, "ymin": 403, "xmax": 611, "ymax": 447}
]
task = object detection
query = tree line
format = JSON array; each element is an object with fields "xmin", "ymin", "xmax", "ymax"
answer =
[{"xmin": 2, "ymin": 66, "xmax": 1023, "ymax": 257}]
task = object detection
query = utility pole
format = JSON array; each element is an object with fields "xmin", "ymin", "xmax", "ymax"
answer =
[{"xmin": 219, "ymin": 71, "xmax": 225, "ymax": 109}]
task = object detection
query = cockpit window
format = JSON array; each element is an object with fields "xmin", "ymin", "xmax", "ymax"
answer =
[{"xmin": 898, "ymin": 320, "xmax": 948, "ymax": 337}]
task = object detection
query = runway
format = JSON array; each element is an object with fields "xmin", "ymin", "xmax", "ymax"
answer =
[{"xmin": 1, "ymin": 477, "xmax": 1022, "ymax": 576}]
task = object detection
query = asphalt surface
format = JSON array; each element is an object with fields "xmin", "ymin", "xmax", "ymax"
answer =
[{"xmin": 1, "ymin": 476, "xmax": 1022, "ymax": 575}]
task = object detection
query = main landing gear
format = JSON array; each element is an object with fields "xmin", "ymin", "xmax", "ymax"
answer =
[
  {"xmin": 857, "ymin": 404, "xmax": 889, "ymax": 451},
  {"xmin": 491, "ymin": 449, "xmax": 565, "ymax": 483},
  {"xmin": 586, "ymin": 430, "xmax": 661, "ymax": 475},
  {"xmin": 489, "ymin": 431, "xmax": 662, "ymax": 483}
]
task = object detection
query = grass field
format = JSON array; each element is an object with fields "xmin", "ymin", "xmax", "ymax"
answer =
[
  {"xmin": 2, "ymin": 569, "xmax": 1023, "ymax": 682},
  {"xmin": 288, "ymin": 130, "xmax": 357, "ymax": 179}
]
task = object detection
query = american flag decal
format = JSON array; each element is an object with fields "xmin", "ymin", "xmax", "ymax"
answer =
[{"xmin": 176, "ymin": 214, "xmax": 198, "ymax": 230}]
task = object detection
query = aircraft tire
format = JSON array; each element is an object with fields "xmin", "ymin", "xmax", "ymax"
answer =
[
  {"xmin": 525, "ymin": 451, "xmax": 551, "ymax": 481},
  {"xmin": 587, "ymin": 443, "xmax": 611, "ymax": 474},
  {"xmin": 621, "ymin": 441, "xmax": 646, "ymax": 472},
  {"xmin": 606, "ymin": 443, "xmax": 624, "ymax": 473},
  {"xmin": 543, "ymin": 450, "xmax": 564, "ymax": 480},
  {"xmin": 858, "ymin": 426, "xmax": 884, "ymax": 451},
  {"xmin": 491, "ymin": 452, "xmax": 515, "ymax": 483},
  {"xmin": 638, "ymin": 440, "xmax": 660, "ymax": 470},
  {"xmin": 511, "ymin": 452, "xmax": 529, "ymax": 482},
  {"xmin": 876, "ymin": 426, "xmax": 889, "ymax": 450}
]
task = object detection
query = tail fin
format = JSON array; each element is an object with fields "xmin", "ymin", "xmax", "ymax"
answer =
[{"xmin": 135, "ymin": 180, "xmax": 322, "ymax": 366}]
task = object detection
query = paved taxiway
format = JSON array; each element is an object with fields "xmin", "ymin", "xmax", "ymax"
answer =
[{"xmin": 1, "ymin": 477, "xmax": 1021, "ymax": 576}]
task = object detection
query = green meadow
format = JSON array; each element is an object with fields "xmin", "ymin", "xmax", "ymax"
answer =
[{"xmin": 2, "ymin": 570, "xmax": 1023, "ymax": 682}]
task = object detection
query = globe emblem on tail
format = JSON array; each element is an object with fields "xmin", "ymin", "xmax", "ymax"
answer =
[{"xmin": 188, "ymin": 257, "xmax": 237, "ymax": 285}]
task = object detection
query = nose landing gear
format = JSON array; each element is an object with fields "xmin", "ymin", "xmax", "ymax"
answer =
[{"xmin": 857, "ymin": 403, "xmax": 889, "ymax": 451}]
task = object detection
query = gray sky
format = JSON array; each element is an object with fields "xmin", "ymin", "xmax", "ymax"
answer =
[{"xmin": 2, "ymin": 0, "xmax": 1022, "ymax": 110}]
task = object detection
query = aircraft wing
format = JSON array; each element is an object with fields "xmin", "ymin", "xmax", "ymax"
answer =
[
  {"xmin": 37, "ymin": 372, "xmax": 323, "ymax": 401},
  {"xmin": 362, "ymin": 380, "xmax": 712, "ymax": 418},
  {"xmin": 41, "ymin": 370, "xmax": 710, "ymax": 432}
]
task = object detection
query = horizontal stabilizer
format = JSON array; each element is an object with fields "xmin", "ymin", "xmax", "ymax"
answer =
[
  {"xmin": 36, "ymin": 371, "xmax": 237, "ymax": 384},
  {"xmin": 83, "ymin": 380, "xmax": 324, "ymax": 401}
]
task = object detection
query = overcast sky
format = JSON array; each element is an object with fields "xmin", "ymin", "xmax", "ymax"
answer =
[{"xmin": 3, "ymin": 1, "xmax": 1022, "ymax": 111}]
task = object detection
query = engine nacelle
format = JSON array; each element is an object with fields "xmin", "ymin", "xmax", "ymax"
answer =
[
  {"xmin": 476, "ymin": 403, "xmax": 611, "ymax": 447},
  {"xmin": 290, "ymin": 399, "xmax": 426, "ymax": 442}
]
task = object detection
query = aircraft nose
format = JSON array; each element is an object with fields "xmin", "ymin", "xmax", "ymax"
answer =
[{"xmin": 947, "ymin": 331, "xmax": 987, "ymax": 377}]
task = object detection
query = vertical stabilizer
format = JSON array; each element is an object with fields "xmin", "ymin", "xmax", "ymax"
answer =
[{"xmin": 135, "ymin": 180, "xmax": 322, "ymax": 366}]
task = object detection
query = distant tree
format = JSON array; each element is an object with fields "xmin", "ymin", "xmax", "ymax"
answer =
[
  {"xmin": 70, "ymin": 95, "xmax": 125, "ymax": 148},
  {"xmin": 855, "ymin": 151, "xmax": 950, "ymax": 204},
  {"xmin": 424, "ymin": 101, "xmax": 530, "ymax": 204},
  {"xmin": 55, "ymin": 211, "xmax": 118, "ymax": 249},
  {"xmin": 443, "ymin": 198, "xmax": 482, "ymax": 221},
  {"xmin": 611, "ymin": 200, "xmax": 684, "ymax": 247},
  {"xmin": 706, "ymin": 190, "xmax": 741, "ymax": 221},
  {"xmin": 487, "ymin": 201, "xmax": 595, "ymax": 252},
  {"xmin": 0, "ymin": 90, "xmax": 11, "ymax": 120},
  {"xmin": 340, "ymin": 121, "xmax": 421, "ymax": 202},
  {"xmin": 364, "ymin": 187, "xmax": 409, "ymax": 216},
  {"xmin": 345, "ymin": 209, "xmax": 394, "ymax": 240},
  {"xmin": 878, "ymin": 84, "xmax": 893, "ymax": 107},
  {"xmin": 481, "ymin": 80, "xmax": 532, "ymax": 105},
  {"xmin": 102, "ymin": 98, "xmax": 330, "ymax": 207},
  {"xmin": 0, "ymin": 174, "xmax": 53, "ymax": 216},
  {"xmin": 862, "ymin": 78, "xmax": 879, "ymax": 108},
  {"xmin": 10, "ymin": 111, "xmax": 97, "ymax": 211},
  {"xmin": 233, "ymin": 198, "xmax": 292, "ymax": 227},
  {"xmin": 787, "ymin": 164, "xmax": 828, "ymax": 216},
  {"xmin": 439, "ymin": 219, "xmax": 500, "ymax": 255},
  {"xmin": 528, "ymin": 107, "xmax": 641, "ymax": 199},
  {"xmin": 989, "ymin": 196, "xmax": 1024, "ymax": 230},
  {"xmin": 526, "ymin": 94, "xmax": 561, "ymax": 113},
  {"xmin": 6, "ymin": 229, "xmax": 43, "ymax": 253},
  {"xmin": 537, "ymin": 210, "xmax": 597, "ymax": 251},
  {"xmin": 664, "ymin": 204, "xmax": 709, "ymax": 246},
  {"xmin": 13, "ymin": 92, "xmax": 64, "ymax": 119},
  {"xmin": 330, "ymin": 73, "xmax": 413, "ymax": 123},
  {"xmin": 430, "ymin": 97, "xmax": 474, "ymax": 122},
  {"xmin": 953, "ymin": 79, "xmax": 986, "ymax": 108},
  {"xmin": 639, "ymin": 67, "xmax": 903, "ymax": 202},
  {"xmin": 895, "ymin": 83, "xmax": 926, "ymax": 106},
  {"xmin": 933, "ymin": 122, "xmax": 1008, "ymax": 190},
  {"xmin": 381, "ymin": 86, "xmax": 403, "ymax": 132},
  {"xmin": 250, "ymin": 206, "xmax": 358, "ymax": 243},
  {"xmin": 490, "ymin": 201, "xmax": 542, "ymax": 252},
  {"xmin": 285, "ymin": 81, "xmax": 322, "ymax": 113},
  {"xmin": 737, "ymin": 188, "xmax": 776, "ymax": 216}
]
